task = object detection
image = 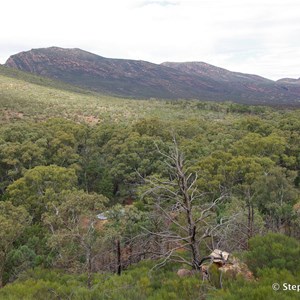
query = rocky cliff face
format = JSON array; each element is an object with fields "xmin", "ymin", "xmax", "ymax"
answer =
[{"xmin": 5, "ymin": 47, "xmax": 300, "ymax": 106}]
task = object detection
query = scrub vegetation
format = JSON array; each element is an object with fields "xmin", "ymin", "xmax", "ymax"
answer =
[{"xmin": 0, "ymin": 66, "xmax": 299, "ymax": 299}]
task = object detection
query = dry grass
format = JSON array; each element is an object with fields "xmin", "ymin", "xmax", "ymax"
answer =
[{"xmin": 0, "ymin": 71, "xmax": 233, "ymax": 126}]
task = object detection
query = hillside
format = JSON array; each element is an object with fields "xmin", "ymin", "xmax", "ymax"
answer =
[
  {"xmin": 5, "ymin": 47, "xmax": 221, "ymax": 101},
  {"xmin": 0, "ymin": 64, "xmax": 225, "ymax": 124},
  {"xmin": 277, "ymin": 77, "xmax": 300, "ymax": 84},
  {"xmin": 0, "ymin": 64, "xmax": 91, "ymax": 95},
  {"xmin": 5, "ymin": 47, "xmax": 300, "ymax": 106},
  {"xmin": 162, "ymin": 61, "xmax": 272, "ymax": 83},
  {"xmin": 0, "ymin": 57, "xmax": 300, "ymax": 300}
]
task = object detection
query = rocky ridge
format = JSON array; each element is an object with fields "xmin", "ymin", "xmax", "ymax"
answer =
[{"xmin": 5, "ymin": 47, "xmax": 300, "ymax": 106}]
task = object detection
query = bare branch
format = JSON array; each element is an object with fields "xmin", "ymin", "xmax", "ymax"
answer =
[
  {"xmin": 155, "ymin": 203, "xmax": 189, "ymax": 233},
  {"xmin": 195, "ymin": 195, "xmax": 226, "ymax": 224}
]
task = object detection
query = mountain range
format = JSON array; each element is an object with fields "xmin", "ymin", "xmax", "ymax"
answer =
[{"xmin": 4, "ymin": 47, "xmax": 300, "ymax": 106}]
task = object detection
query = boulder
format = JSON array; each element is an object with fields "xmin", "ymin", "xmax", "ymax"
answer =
[
  {"xmin": 177, "ymin": 268, "xmax": 195, "ymax": 277},
  {"xmin": 219, "ymin": 257, "xmax": 254, "ymax": 281}
]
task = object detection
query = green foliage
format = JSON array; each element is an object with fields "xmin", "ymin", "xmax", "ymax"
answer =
[
  {"xmin": 212, "ymin": 268, "xmax": 300, "ymax": 300},
  {"xmin": 4, "ymin": 224, "xmax": 54, "ymax": 284},
  {"xmin": 0, "ymin": 66, "xmax": 300, "ymax": 298},
  {"xmin": 219, "ymin": 197, "xmax": 265, "ymax": 250},
  {"xmin": 7, "ymin": 165, "xmax": 77, "ymax": 221},
  {"xmin": 231, "ymin": 132, "xmax": 286, "ymax": 161},
  {"xmin": 245, "ymin": 233, "xmax": 300, "ymax": 276},
  {"xmin": 0, "ymin": 261, "xmax": 205, "ymax": 300},
  {"xmin": 42, "ymin": 190, "xmax": 107, "ymax": 277},
  {"xmin": 0, "ymin": 201, "xmax": 31, "ymax": 286},
  {"xmin": 228, "ymin": 103, "xmax": 268, "ymax": 114},
  {"xmin": 254, "ymin": 167, "xmax": 298, "ymax": 232}
]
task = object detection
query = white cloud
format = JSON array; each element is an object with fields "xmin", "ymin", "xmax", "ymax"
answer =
[{"xmin": 0, "ymin": 0, "xmax": 300, "ymax": 79}]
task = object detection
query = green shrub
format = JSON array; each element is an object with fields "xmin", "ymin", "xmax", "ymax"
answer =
[
  {"xmin": 245, "ymin": 233, "xmax": 300, "ymax": 276},
  {"xmin": 211, "ymin": 268, "xmax": 300, "ymax": 300}
]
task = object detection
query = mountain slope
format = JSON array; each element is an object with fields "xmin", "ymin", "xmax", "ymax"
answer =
[
  {"xmin": 0, "ymin": 64, "xmax": 92, "ymax": 95},
  {"xmin": 161, "ymin": 61, "xmax": 271, "ymax": 84},
  {"xmin": 277, "ymin": 77, "xmax": 300, "ymax": 84},
  {"xmin": 4, "ymin": 47, "xmax": 300, "ymax": 106},
  {"xmin": 162, "ymin": 61, "xmax": 300, "ymax": 105},
  {"xmin": 276, "ymin": 77, "xmax": 300, "ymax": 96},
  {"xmin": 0, "ymin": 64, "xmax": 221, "ymax": 125},
  {"xmin": 5, "ymin": 47, "xmax": 223, "ymax": 100}
]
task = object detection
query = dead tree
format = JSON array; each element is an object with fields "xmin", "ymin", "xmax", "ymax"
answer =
[{"xmin": 141, "ymin": 138, "xmax": 229, "ymax": 270}]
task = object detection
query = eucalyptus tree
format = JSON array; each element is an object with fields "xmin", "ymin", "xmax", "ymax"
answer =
[
  {"xmin": 42, "ymin": 190, "xmax": 107, "ymax": 288},
  {"xmin": 7, "ymin": 165, "xmax": 77, "ymax": 222},
  {"xmin": 141, "ymin": 139, "xmax": 229, "ymax": 270},
  {"xmin": 103, "ymin": 204, "xmax": 150, "ymax": 275},
  {"xmin": 254, "ymin": 166, "xmax": 299, "ymax": 234},
  {"xmin": 0, "ymin": 201, "xmax": 31, "ymax": 287}
]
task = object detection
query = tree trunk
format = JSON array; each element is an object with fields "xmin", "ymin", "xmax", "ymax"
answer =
[
  {"xmin": 0, "ymin": 258, "xmax": 5, "ymax": 289},
  {"xmin": 128, "ymin": 243, "xmax": 133, "ymax": 266},
  {"xmin": 190, "ymin": 226, "xmax": 200, "ymax": 270},
  {"xmin": 250, "ymin": 203, "xmax": 254, "ymax": 237},
  {"xmin": 246, "ymin": 200, "xmax": 253, "ymax": 249},
  {"xmin": 177, "ymin": 154, "xmax": 200, "ymax": 269},
  {"xmin": 116, "ymin": 239, "xmax": 122, "ymax": 276},
  {"xmin": 86, "ymin": 247, "xmax": 92, "ymax": 289},
  {"xmin": 0, "ymin": 269, "xmax": 3, "ymax": 289},
  {"xmin": 113, "ymin": 181, "xmax": 119, "ymax": 196},
  {"xmin": 84, "ymin": 170, "xmax": 89, "ymax": 193}
]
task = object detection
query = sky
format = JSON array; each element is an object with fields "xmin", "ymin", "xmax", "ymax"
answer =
[{"xmin": 1, "ymin": 0, "xmax": 300, "ymax": 80}]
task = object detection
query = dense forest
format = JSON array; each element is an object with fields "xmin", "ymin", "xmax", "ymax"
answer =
[{"xmin": 0, "ymin": 67, "xmax": 300, "ymax": 299}]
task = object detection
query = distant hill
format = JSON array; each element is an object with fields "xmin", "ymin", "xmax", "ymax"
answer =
[
  {"xmin": 161, "ymin": 61, "xmax": 272, "ymax": 84},
  {"xmin": 0, "ymin": 64, "xmax": 91, "ymax": 95},
  {"xmin": 277, "ymin": 77, "xmax": 300, "ymax": 84},
  {"xmin": 276, "ymin": 77, "xmax": 300, "ymax": 97},
  {"xmin": 1, "ymin": 63, "xmax": 255, "ymax": 126},
  {"xmin": 4, "ymin": 47, "xmax": 300, "ymax": 106}
]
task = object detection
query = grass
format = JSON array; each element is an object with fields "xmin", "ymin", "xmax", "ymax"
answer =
[
  {"xmin": 1, "ymin": 65, "xmax": 296, "ymax": 130},
  {"xmin": 0, "ymin": 66, "xmax": 236, "ymax": 126}
]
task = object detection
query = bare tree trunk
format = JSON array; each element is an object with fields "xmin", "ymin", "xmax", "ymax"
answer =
[
  {"xmin": 189, "ymin": 225, "xmax": 200, "ymax": 269},
  {"xmin": 86, "ymin": 246, "xmax": 92, "ymax": 289},
  {"xmin": 176, "ymin": 150, "xmax": 200, "ymax": 269},
  {"xmin": 144, "ymin": 139, "xmax": 227, "ymax": 271},
  {"xmin": 116, "ymin": 239, "xmax": 122, "ymax": 276},
  {"xmin": 246, "ymin": 200, "xmax": 254, "ymax": 249},
  {"xmin": 244, "ymin": 186, "xmax": 256, "ymax": 250},
  {"xmin": 250, "ymin": 203, "xmax": 254, "ymax": 237}
]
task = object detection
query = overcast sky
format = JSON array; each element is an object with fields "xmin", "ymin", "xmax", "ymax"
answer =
[{"xmin": 1, "ymin": 0, "xmax": 300, "ymax": 80}]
